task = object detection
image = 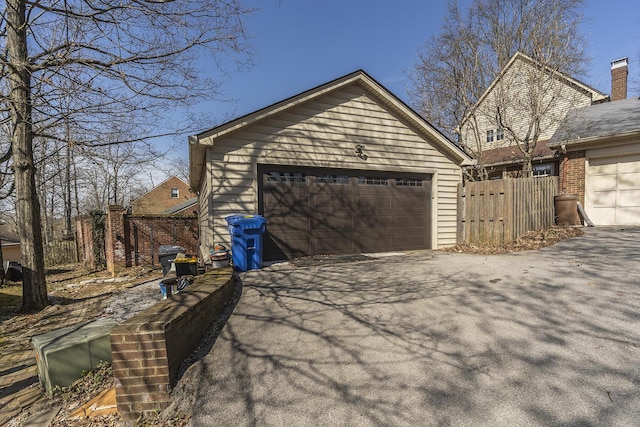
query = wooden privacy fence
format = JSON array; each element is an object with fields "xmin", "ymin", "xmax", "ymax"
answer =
[{"xmin": 457, "ymin": 177, "xmax": 559, "ymax": 245}]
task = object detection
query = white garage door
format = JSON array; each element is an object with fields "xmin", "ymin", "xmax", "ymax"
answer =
[{"xmin": 587, "ymin": 154, "xmax": 640, "ymax": 225}]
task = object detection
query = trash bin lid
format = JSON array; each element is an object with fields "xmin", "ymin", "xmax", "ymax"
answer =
[
  {"xmin": 225, "ymin": 214, "xmax": 267, "ymax": 226},
  {"xmin": 158, "ymin": 245, "xmax": 186, "ymax": 255}
]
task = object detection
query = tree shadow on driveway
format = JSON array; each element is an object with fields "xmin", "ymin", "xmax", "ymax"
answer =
[{"xmin": 186, "ymin": 227, "xmax": 640, "ymax": 426}]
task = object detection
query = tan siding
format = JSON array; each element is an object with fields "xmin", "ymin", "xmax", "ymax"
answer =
[
  {"xmin": 461, "ymin": 58, "xmax": 596, "ymax": 153},
  {"xmin": 197, "ymin": 150, "xmax": 214, "ymax": 256},
  {"xmin": 204, "ymin": 84, "xmax": 462, "ymax": 250}
]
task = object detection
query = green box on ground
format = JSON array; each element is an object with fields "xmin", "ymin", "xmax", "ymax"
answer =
[{"xmin": 31, "ymin": 318, "xmax": 117, "ymax": 395}]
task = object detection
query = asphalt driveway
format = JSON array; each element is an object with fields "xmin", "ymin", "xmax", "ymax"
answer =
[{"xmin": 187, "ymin": 227, "xmax": 640, "ymax": 426}]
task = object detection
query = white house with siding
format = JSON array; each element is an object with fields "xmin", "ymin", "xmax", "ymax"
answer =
[
  {"xmin": 458, "ymin": 51, "xmax": 607, "ymax": 179},
  {"xmin": 189, "ymin": 70, "xmax": 472, "ymax": 261}
]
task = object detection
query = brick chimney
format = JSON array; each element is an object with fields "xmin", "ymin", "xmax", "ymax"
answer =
[{"xmin": 611, "ymin": 57, "xmax": 628, "ymax": 101}]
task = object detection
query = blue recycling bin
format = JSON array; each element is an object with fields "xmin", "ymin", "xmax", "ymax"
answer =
[{"xmin": 225, "ymin": 214, "xmax": 267, "ymax": 272}]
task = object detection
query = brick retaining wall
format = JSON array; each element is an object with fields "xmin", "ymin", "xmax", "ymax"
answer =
[{"xmin": 110, "ymin": 268, "xmax": 235, "ymax": 421}]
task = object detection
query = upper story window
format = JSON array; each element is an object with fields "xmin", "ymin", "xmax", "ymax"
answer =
[
  {"xmin": 496, "ymin": 128, "xmax": 504, "ymax": 141},
  {"xmin": 171, "ymin": 188, "xmax": 179, "ymax": 198},
  {"xmin": 486, "ymin": 130, "xmax": 494, "ymax": 143}
]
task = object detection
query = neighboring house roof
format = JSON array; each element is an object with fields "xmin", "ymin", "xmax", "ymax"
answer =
[
  {"xmin": 0, "ymin": 231, "xmax": 19, "ymax": 243},
  {"xmin": 189, "ymin": 70, "xmax": 473, "ymax": 190},
  {"xmin": 482, "ymin": 141, "xmax": 556, "ymax": 167},
  {"xmin": 549, "ymin": 97, "xmax": 640, "ymax": 149},
  {"xmin": 163, "ymin": 197, "xmax": 198, "ymax": 215},
  {"xmin": 459, "ymin": 51, "xmax": 608, "ymax": 131},
  {"xmin": 131, "ymin": 175, "xmax": 189, "ymax": 204}
]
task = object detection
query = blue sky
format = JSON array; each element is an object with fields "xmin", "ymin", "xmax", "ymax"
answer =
[{"xmin": 171, "ymin": 0, "xmax": 640, "ymax": 158}]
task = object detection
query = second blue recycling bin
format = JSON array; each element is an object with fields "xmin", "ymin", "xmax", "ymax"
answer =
[{"xmin": 225, "ymin": 214, "xmax": 267, "ymax": 272}]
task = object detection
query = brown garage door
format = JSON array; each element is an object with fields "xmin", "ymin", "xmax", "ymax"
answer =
[{"xmin": 258, "ymin": 165, "xmax": 431, "ymax": 260}]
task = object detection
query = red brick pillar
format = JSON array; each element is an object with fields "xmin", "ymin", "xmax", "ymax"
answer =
[
  {"xmin": 106, "ymin": 205, "xmax": 127, "ymax": 274},
  {"xmin": 558, "ymin": 150, "xmax": 586, "ymax": 224}
]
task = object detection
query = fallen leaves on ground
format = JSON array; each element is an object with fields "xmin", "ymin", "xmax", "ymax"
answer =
[{"xmin": 443, "ymin": 226, "xmax": 585, "ymax": 255}]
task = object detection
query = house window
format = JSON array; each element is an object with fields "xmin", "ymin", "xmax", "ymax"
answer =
[
  {"xmin": 396, "ymin": 178, "xmax": 423, "ymax": 187},
  {"xmin": 266, "ymin": 171, "xmax": 306, "ymax": 184},
  {"xmin": 316, "ymin": 175, "xmax": 350, "ymax": 184},
  {"xmin": 358, "ymin": 176, "xmax": 388, "ymax": 186},
  {"xmin": 486, "ymin": 130, "xmax": 494, "ymax": 143},
  {"xmin": 532, "ymin": 163, "xmax": 553, "ymax": 177},
  {"xmin": 496, "ymin": 128, "xmax": 504, "ymax": 141},
  {"xmin": 171, "ymin": 188, "xmax": 179, "ymax": 198}
]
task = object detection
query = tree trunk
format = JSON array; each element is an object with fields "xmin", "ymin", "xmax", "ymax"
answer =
[
  {"xmin": 0, "ymin": 237, "xmax": 5, "ymax": 287},
  {"xmin": 523, "ymin": 155, "xmax": 533, "ymax": 178},
  {"xmin": 7, "ymin": 0, "xmax": 48, "ymax": 311}
]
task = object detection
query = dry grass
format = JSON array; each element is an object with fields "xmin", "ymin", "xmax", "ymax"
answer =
[{"xmin": 443, "ymin": 226, "xmax": 585, "ymax": 255}]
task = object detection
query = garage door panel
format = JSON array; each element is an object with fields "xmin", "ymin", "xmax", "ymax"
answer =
[
  {"xmin": 392, "ymin": 215, "xmax": 427, "ymax": 228},
  {"xmin": 617, "ymin": 173, "xmax": 640, "ymax": 190},
  {"xmin": 267, "ymin": 215, "xmax": 310, "ymax": 231},
  {"xmin": 618, "ymin": 154, "xmax": 640, "ymax": 172},
  {"xmin": 618, "ymin": 190, "xmax": 640, "ymax": 207},
  {"xmin": 394, "ymin": 191, "xmax": 428, "ymax": 204},
  {"xmin": 264, "ymin": 191, "xmax": 308, "ymax": 207},
  {"xmin": 590, "ymin": 175, "xmax": 617, "ymax": 191},
  {"xmin": 617, "ymin": 208, "xmax": 640, "ymax": 224},
  {"xmin": 355, "ymin": 216, "xmax": 392, "ymax": 229},
  {"xmin": 590, "ymin": 157, "xmax": 618, "ymax": 173},
  {"xmin": 355, "ymin": 195, "xmax": 392, "ymax": 208},
  {"xmin": 354, "ymin": 234, "xmax": 392, "ymax": 252},
  {"xmin": 392, "ymin": 231, "xmax": 427, "ymax": 248},
  {"xmin": 267, "ymin": 235, "xmax": 311, "ymax": 258},
  {"xmin": 311, "ymin": 215, "xmax": 353, "ymax": 231},
  {"xmin": 312, "ymin": 193, "xmax": 353, "ymax": 209},
  {"xmin": 591, "ymin": 191, "xmax": 617, "ymax": 208},
  {"xmin": 314, "ymin": 236, "xmax": 355, "ymax": 254}
]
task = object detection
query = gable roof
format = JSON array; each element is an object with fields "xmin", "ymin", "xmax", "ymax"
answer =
[
  {"xmin": 549, "ymin": 97, "xmax": 640, "ymax": 148},
  {"xmin": 163, "ymin": 197, "xmax": 198, "ymax": 215},
  {"xmin": 459, "ymin": 51, "xmax": 608, "ymax": 130},
  {"xmin": 189, "ymin": 70, "xmax": 473, "ymax": 189}
]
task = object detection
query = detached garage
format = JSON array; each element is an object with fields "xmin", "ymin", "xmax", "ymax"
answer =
[
  {"xmin": 550, "ymin": 96, "xmax": 640, "ymax": 226},
  {"xmin": 189, "ymin": 70, "xmax": 472, "ymax": 260}
]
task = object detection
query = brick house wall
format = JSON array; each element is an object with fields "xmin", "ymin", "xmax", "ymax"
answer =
[
  {"xmin": 106, "ymin": 205, "xmax": 198, "ymax": 273},
  {"xmin": 131, "ymin": 176, "xmax": 193, "ymax": 215}
]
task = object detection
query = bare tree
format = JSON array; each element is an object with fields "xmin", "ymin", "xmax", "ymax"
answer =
[
  {"xmin": 1, "ymin": 0, "xmax": 253, "ymax": 311},
  {"xmin": 77, "ymin": 135, "xmax": 162, "ymax": 212},
  {"xmin": 409, "ymin": 0, "xmax": 588, "ymax": 179}
]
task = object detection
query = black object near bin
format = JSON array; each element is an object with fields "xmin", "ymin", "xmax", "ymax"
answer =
[{"xmin": 225, "ymin": 215, "xmax": 267, "ymax": 272}]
